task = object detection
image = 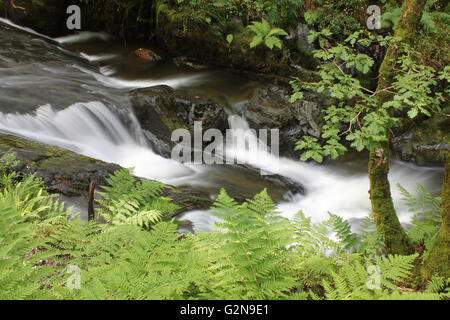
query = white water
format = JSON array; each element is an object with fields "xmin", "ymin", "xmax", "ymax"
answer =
[
  {"xmin": 55, "ymin": 32, "xmax": 113, "ymax": 44},
  {"xmin": 0, "ymin": 101, "xmax": 441, "ymax": 232},
  {"xmin": 0, "ymin": 102, "xmax": 195, "ymax": 182},
  {"xmin": 73, "ymin": 65, "xmax": 204, "ymax": 90},
  {"xmin": 0, "ymin": 19, "xmax": 443, "ymax": 232}
]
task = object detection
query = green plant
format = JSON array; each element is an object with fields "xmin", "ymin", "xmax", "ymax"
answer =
[
  {"xmin": 290, "ymin": 30, "xmax": 446, "ymax": 162},
  {"xmin": 205, "ymin": 189, "xmax": 296, "ymax": 299},
  {"xmin": 0, "ymin": 156, "xmax": 448, "ymax": 300},
  {"xmin": 248, "ymin": 18, "xmax": 288, "ymax": 49},
  {"xmin": 96, "ymin": 168, "xmax": 179, "ymax": 229},
  {"xmin": 399, "ymin": 184, "xmax": 442, "ymax": 251}
]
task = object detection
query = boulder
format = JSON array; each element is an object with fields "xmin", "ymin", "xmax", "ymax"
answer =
[
  {"xmin": 129, "ymin": 85, "xmax": 229, "ymax": 157},
  {"xmin": 391, "ymin": 109, "xmax": 449, "ymax": 166},
  {"xmin": 0, "ymin": 134, "xmax": 214, "ymax": 212},
  {"xmin": 241, "ymin": 84, "xmax": 325, "ymax": 158}
]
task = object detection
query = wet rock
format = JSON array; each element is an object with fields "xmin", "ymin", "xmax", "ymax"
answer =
[
  {"xmin": 0, "ymin": 134, "xmax": 121, "ymax": 196},
  {"xmin": 391, "ymin": 109, "xmax": 449, "ymax": 166},
  {"xmin": 0, "ymin": 134, "xmax": 215, "ymax": 213},
  {"xmin": 129, "ymin": 85, "xmax": 229, "ymax": 156},
  {"xmin": 241, "ymin": 84, "xmax": 324, "ymax": 158},
  {"xmin": 133, "ymin": 48, "xmax": 161, "ymax": 62},
  {"xmin": 173, "ymin": 56, "xmax": 208, "ymax": 70}
]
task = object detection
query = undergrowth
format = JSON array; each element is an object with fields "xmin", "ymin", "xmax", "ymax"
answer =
[{"xmin": 0, "ymin": 153, "xmax": 448, "ymax": 300}]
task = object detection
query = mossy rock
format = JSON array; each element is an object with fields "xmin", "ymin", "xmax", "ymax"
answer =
[
  {"xmin": 0, "ymin": 134, "xmax": 215, "ymax": 213},
  {"xmin": 128, "ymin": 85, "xmax": 229, "ymax": 157},
  {"xmin": 0, "ymin": 134, "xmax": 121, "ymax": 196},
  {"xmin": 153, "ymin": 0, "xmax": 303, "ymax": 77},
  {"xmin": 392, "ymin": 110, "xmax": 450, "ymax": 166}
]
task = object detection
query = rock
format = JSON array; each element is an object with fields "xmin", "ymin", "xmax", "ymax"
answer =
[
  {"xmin": 391, "ymin": 109, "xmax": 449, "ymax": 166},
  {"xmin": 0, "ymin": 134, "xmax": 121, "ymax": 196},
  {"xmin": 129, "ymin": 85, "xmax": 229, "ymax": 157},
  {"xmin": 241, "ymin": 84, "xmax": 324, "ymax": 158},
  {"xmin": 133, "ymin": 48, "xmax": 161, "ymax": 62},
  {"xmin": 173, "ymin": 56, "xmax": 208, "ymax": 70},
  {"xmin": 0, "ymin": 134, "xmax": 215, "ymax": 213}
]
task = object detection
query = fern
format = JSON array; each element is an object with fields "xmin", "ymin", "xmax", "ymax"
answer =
[
  {"xmin": 248, "ymin": 19, "xmax": 287, "ymax": 50},
  {"xmin": 205, "ymin": 189, "xmax": 296, "ymax": 299},
  {"xmin": 398, "ymin": 183, "xmax": 441, "ymax": 250},
  {"xmin": 96, "ymin": 168, "xmax": 179, "ymax": 229},
  {"xmin": 320, "ymin": 254, "xmax": 433, "ymax": 300},
  {"xmin": 291, "ymin": 211, "xmax": 359, "ymax": 256},
  {"xmin": 357, "ymin": 213, "xmax": 385, "ymax": 255}
]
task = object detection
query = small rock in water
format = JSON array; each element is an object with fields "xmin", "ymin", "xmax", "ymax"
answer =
[{"xmin": 133, "ymin": 48, "xmax": 161, "ymax": 62}]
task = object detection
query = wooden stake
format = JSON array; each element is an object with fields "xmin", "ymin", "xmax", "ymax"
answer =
[{"xmin": 88, "ymin": 181, "xmax": 96, "ymax": 221}]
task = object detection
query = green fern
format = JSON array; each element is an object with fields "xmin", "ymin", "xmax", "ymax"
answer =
[
  {"xmin": 248, "ymin": 19, "xmax": 288, "ymax": 50},
  {"xmin": 398, "ymin": 183, "xmax": 441, "ymax": 250},
  {"xmin": 205, "ymin": 189, "xmax": 296, "ymax": 299},
  {"xmin": 96, "ymin": 168, "xmax": 179, "ymax": 229}
]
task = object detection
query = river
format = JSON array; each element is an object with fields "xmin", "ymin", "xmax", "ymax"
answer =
[{"xmin": 0, "ymin": 18, "xmax": 443, "ymax": 232}]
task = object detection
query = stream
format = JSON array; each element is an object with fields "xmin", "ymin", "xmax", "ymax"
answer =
[{"xmin": 0, "ymin": 19, "xmax": 444, "ymax": 232}]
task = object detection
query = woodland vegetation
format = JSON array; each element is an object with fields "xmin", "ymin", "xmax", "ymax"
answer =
[{"xmin": 0, "ymin": 0, "xmax": 449, "ymax": 300}]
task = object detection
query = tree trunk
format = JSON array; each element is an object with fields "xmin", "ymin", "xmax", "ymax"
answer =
[
  {"xmin": 369, "ymin": 0, "xmax": 427, "ymax": 255},
  {"xmin": 421, "ymin": 155, "xmax": 449, "ymax": 279}
]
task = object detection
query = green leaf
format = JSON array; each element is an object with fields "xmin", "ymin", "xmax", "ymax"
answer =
[{"xmin": 250, "ymin": 35, "xmax": 263, "ymax": 48}]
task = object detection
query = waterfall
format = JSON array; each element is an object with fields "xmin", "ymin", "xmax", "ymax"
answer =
[
  {"xmin": 0, "ymin": 18, "xmax": 443, "ymax": 233},
  {"xmin": 0, "ymin": 102, "xmax": 195, "ymax": 182}
]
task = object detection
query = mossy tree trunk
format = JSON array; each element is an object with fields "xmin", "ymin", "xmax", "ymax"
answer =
[
  {"xmin": 421, "ymin": 155, "xmax": 449, "ymax": 279},
  {"xmin": 369, "ymin": 0, "xmax": 427, "ymax": 255}
]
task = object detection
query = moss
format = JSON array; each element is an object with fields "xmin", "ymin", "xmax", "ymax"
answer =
[
  {"xmin": 421, "ymin": 154, "xmax": 450, "ymax": 280},
  {"xmin": 153, "ymin": 0, "xmax": 293, "ymax": 76},
  {"xmin": 369, "ymin": 144, "xmax": 415, "ymax": 255},
  {"xmin": 367, "ymin": 0, "xmax": 427, "ymax": 255}
]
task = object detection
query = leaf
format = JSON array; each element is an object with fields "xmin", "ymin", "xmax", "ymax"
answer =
[
  {"xmin": 268, "ymin": 28, "xmax": 288, "ymax": 37},
  {"xmin": 407, "ymin": 108, "xmax": 419, "ymax": 118},
  {"xmin": 250, "ymin": 35, "xmax": 264, "ymax": 48},
  {"xmin": 226, "ymin": 34, "xmax": 234, "ymax": 44}
]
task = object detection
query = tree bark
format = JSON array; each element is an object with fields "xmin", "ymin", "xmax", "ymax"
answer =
[
  {"xmin": 421, "ymin": 155, "xmax": 449, "ymax": 279},
  {"xmin": 369, "ymin": 0, "xmax": 427, "ymax": 255}
]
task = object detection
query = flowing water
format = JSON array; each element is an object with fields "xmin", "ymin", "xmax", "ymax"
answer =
[{"xmin": 0, "ymin": 19, "xmax": 444, "ymax": 232}]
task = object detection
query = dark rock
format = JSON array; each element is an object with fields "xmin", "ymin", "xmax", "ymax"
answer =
[
  {"xmin": 241, "ymin": 84, "xmax": 324, "ymax": 158},
  {"xmin": 391, "ymin": 109, "xmax": 449, "ymax": 166},
  {"xmin": 0, "ymin": 134, "xmax": 215, "ymax": 213},
  {"xmin": 129, "ymin": 85, "xmax": 229, "ymax": 157}
]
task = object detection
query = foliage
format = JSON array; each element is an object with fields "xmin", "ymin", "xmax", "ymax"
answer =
[
  {"xmin": 290, "ymin": 30, "xmax": 447, "ymax": 162},
  {"xmin": 381, "ymin": 0, "xmax": 450, "ymax": 34},
  {"xmin": 205, "ymin": 189, "xmax": 296, "ymax": 299},
  {"xmin": 0, "ymin": 156, "xmax": 448, "ymax": 300},
  {"xmin": 399, "ymin": 183, "xmax": 442, "ymax": 252},
  {"xmin": 248, "ymin": 18, "xmax": 288, "ymax": 50},
  {"xmin": 303, "ymin": 0, "xmax": 366, "ymax": 40},
  {"xmin": 96, "ymin": 168, "xmax": 180, "ymax": 229},
  {"xmin": 176, "ymin": 0, "xmax": 303, "ymax": 28}
]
